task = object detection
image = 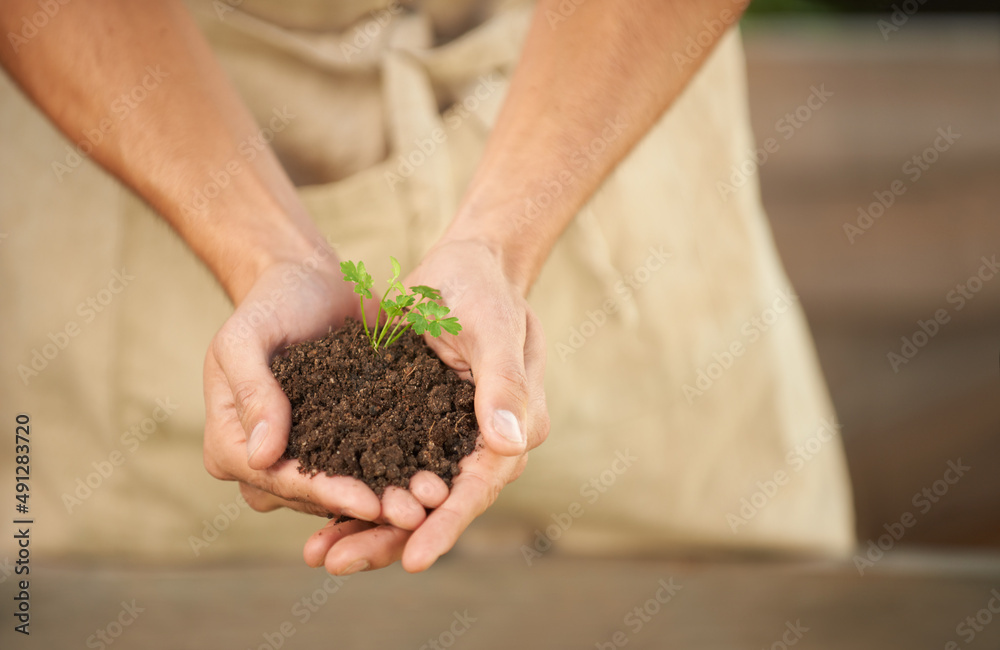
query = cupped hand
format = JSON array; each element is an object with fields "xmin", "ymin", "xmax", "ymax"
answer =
[
  {"xmin": 201, "ymin": 247, "xmax": 395, "ymax": 524},
  {"xmin": 303, "ymin": 239, "xmax": 550, "ymax": 574}
]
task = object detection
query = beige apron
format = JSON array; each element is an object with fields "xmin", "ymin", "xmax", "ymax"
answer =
[{"xmin": 0, "ymin": 0, "xmax": 854, "ymax": 560}]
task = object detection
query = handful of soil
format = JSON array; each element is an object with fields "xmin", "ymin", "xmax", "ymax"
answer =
[{"xmin": 270, "ymin": 318, "xmax": 479, "ymax": 495}]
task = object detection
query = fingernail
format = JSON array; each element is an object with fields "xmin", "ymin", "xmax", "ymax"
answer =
[
  {"xmin": 339, "ymin": 559, "xmax": 369, "ymax": 575},
  {"xmin": 247, "ymin": 421, "xmax": 269, "ymax": 460},
  {"xmin": 493, "ymin": 409, "xmax": 525, "ymax": 446}
]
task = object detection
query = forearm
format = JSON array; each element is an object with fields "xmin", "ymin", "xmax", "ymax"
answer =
[
  {"xmin": 444, "ymin": 0, "xmax": 747, "ymax": 294},
  {"xmin": 0, "ymin": 0, "xmax": 323, "ymax": 303}
]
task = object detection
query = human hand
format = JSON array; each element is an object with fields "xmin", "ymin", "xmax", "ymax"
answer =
[
  {"xmin": 301, "ymin": 239, "xmax": 550, "ymax": 574},
  {"xmin": 202, "ymin": 247, "xmax": 390, "ymax": 524}
]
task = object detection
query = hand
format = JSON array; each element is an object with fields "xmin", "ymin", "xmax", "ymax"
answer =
[
  {"xmin": 202, "ymin": 248, "xmax": 397, "ymax": 524},
  {"xmin": 302, "ymin": 239, "xmax": 550, "ymax": 574}
]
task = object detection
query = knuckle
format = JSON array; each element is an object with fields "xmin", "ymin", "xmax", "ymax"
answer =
[
  {"xmin": 210, "ymin": 326, "xmax": 239, "ymax": 361},
  {"xmin": 492, "ymin": 359, "xmax": 530, "ymax": 402},
  {"xmin": 231, "ymin": 380, "xmax": 263, "ymax": 423},
  {"xmin": 433, "ymin": 504, "xmax": 466, "ymax": 536},
  {"xmin": 239, "ymin": 482, "xmax": 277, "ymax": 513},
  {"xmin": 202, "ymin": 434, "xmax": 233, "ymax": 481},
  {"xmin": 489, "ymin": 477, "xmax": 504, "ymax": 505},
  {"xmin": 300, "ymin": 503, "xmax": 334, "ymax": 518},
  {"xmin": 464, "ymin": 469, "xmax": 504, "ymax": 510},
  {"xmin": 203, "ymin": 452, "xmax": 230, "ymax": 481}
]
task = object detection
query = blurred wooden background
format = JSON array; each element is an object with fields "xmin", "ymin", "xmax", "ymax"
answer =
[
  {"xmin": 4, "ymin": 14, "xmax": 999, "ymax": 650},
  {"xmin": 745, "ymin": 15, "xmax": 1000, "ymax": 547}
]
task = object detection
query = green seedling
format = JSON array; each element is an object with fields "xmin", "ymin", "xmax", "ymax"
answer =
[{"xmin": 340, "ymin": 257, "xmax": 462, "ymax": 352}]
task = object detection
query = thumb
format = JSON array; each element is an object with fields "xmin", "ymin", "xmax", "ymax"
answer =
[
  {"xmin": 212, "ymin": 324, "xmax": 291, "ymax": 470},
  {"xmin": 470, "ymin": 325, "xmax": 530, "ymax": 457}
]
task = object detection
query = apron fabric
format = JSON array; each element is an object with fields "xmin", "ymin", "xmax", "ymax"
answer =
[{"xmin": 0, "ymin": 0, "xmax": 854, "ymax": 560}]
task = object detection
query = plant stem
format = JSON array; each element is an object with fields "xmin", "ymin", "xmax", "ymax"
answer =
[
  {"xmin": 385, "ymin": 321, "xmax": 414, "ymax": 348},
  {"xmin": 371, "ymin": 284, "xmax": 396, "ymax": 350},
  {"xmin": 384, "ymin": 296, "xmax": 426, "ymax": 346},
  {"xmin": 359, "ymin": 295, "xmax": 371, "ymax": 344},
  {"xmin": 374, "ymin": 312, "xmax": 397, "ymax": 349}
]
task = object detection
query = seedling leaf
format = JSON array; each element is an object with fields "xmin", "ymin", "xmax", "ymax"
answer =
[
  {"xmin": 410, "ymin": 285, "xmax": 441, "ymax": 301},
  {"xmin": 407, "ymin": 310, "xmax": 428, "ymax": 335},
  {"xmin": 343, "ymin": 257, "xmax": 462, "ymax": 352},
  {"xmin": 394, "ymin": 294, "xmax": 416, "ymax": 309},
  {"xmin": 341, "ymin": 260, "xmax": 373, "ymax": 298},
  {"xmin": 438, "ymin": 317, "xmax": 462, "ymax": 335}
]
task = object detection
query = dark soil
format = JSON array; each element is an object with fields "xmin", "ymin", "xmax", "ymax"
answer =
[{"xmin": 270, "ymin": 318, "xmax": 479, "ymax": 496}]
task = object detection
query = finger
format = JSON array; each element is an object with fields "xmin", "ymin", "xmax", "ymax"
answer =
[
  {"xmin": 379, "ymin": 486, "xmax": 427, "ymax": 531},
  {"xmin": 239, "ymin": 481, "xmax": 331, "ymax": 517},
  {"xmin": 401, "ymin": 464, "xmax": 505, "ymax": 573},
  {"xmin": 324, "ymin": 525, "xmax": 411, "ymax": 575},
  {"xmin": 252, "ymin": 460, "xmax": 384, "ymax": 521},
  {"xmin": 521, "ymin": 310, "xmax": 550, "ymax": 451},
  {"xmin": 303, "ymin": 518, "xmax": 376, "ymax": 568},
  {"xmin": 408, "ymin": 471, "xmax": 449, "ymax": 509},
  {"xmin": 212, "ymin": 312, "xmax": 291, "ymax": 470},
  {"xmin": 468, "ymin": 302, "xmax": 530, "ymax": 456},
  {"xmin": 203, "ymin": 350, "xmax": 239, "ymax": 482}
]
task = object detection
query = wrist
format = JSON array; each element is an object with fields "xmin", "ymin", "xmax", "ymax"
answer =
[
  {"xmin": 442, "ymin": 187, "xmax": 573, "ymax": 297},
  {"xmin": 438, "ymin": 216, "xmax": 538, "ymax": 298},
  {"xmin": 195, "ymin": 202, "xmax": 337, "ymax": 305}
]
